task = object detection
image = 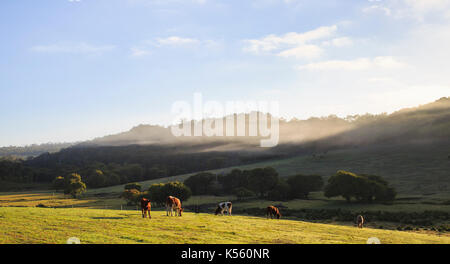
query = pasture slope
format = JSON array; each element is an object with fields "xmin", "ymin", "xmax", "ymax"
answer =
[
  {"xmin": 88, "ymin": 142, "xmax": 450, "ymax": 196},
  {"xmin": 0, "ymin": 207, "xmax": 448, "ymax": 244}
]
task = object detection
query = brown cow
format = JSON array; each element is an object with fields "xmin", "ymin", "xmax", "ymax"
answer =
[
  {"xmin": 141, "ymin": 198, "xmax": 151, "ymax": 219},
  {"xmin": 166, "ymin": 196, "xmax": 183, "ymax": 216},
  {"xmin": 356, "ymin": 215, "xmax": 364, "ymax": 228},
  {"xmin": 267, "ymin": 206, "xmax": 281, "ymax": 219}
]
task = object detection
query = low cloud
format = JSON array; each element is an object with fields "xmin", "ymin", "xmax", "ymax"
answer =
[{"xmin": 154, "ymin": 36, "xmax": 200, "ymax": 46}]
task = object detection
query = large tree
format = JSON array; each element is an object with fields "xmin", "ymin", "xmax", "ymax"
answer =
[
  {"xmin": 286, "ymin": 174, "xmax": 324, "ymax": 199},
  {"xmin": 184, "ymin": 172, "xmax": 216, "ymax": 195},
  {"xmin": 324, "ymin": 170, "xmax": 396, "ymax": 203},
  {"xmin": 247, "ymin": 167, "xmax": 279, "ymax": 197},
  {"xmin": 64, "ymin": 173, "xmax": 87, "ymax": 198}
]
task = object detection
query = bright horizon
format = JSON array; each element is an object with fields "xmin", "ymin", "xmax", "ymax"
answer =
[{"xmin": 1, "ymin": 0, "xmax": 450, "ymax": 147}]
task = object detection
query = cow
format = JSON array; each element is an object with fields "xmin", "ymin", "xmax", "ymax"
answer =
[
  {"xmin": 166, "ymin": 196, "xmax": 183, "ymax": 216},
  {"xmin": 140, "ymin": 198, "xmax": 151, "ymax": 219},
  {"xmin": 215, "ymin": 202, "xmax": 232, "ymax": 216},
  {"xmin": 267, "ymin": 206, "xmax": 281, "ymax": 219},
  {"xmin": 356, "ymin": 215, "xmax": 364, "ymax": 228}
]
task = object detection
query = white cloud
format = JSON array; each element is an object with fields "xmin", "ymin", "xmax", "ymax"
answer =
[
  {"xmin": 363, "ymin": 0, "xmax": 450, "ymax": 20},
  {"xmin": 246, "ymin": 25, "xmax": 337, "ymax": 53},
  {"xmin": 297, "ymin": 56, "xmax": 407, "ymax": 71},
  {"xmin": 322, "ymin": 37, "xmax": 354, "ymax": 47},
  {"xmin": 31, "ymin": 43, "xmax": 115, "ymax": 54},
  {"xmin": 277, "ymin": 45, "xmax": 323, "ymax": 59},
  {"xmin": 363, "ymin": 5, "xmax": 392, "ymax": 16},
  {"xmin": 243, "ymin": 25, "xmax": 341, "ymax": 59},
  {"xmin": 155, "ymin": 36, "xmax": 199, "ymax": 46}
]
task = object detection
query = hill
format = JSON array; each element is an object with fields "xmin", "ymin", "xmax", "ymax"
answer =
[
  {"xmin": 0, "ymin": 207, "xmax": 448, "ymax": 244},
  {"xmin": 1, "ymin": 97, "xmax": 449, "ymax": 194}
]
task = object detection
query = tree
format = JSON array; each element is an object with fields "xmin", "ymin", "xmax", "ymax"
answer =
[
  {"xmin": 286, "ymin": 174, "xmax": 324, "ymax": 199},
  {"xmin": 184, "ymin": 172, "xmax": 215, "ymax": 195},
  {"xmin": 161, "ymin": 181, "xmax": 192, "ymax": 202},
  {"xmin": 247, "ymin": 167, "xmax": 279, "ymax": 197},
  {"xmin": 147, "ymin": 183, "xmax": 166, "ymax": 207},
  {"xmin": 233, "ymin": 187, "xmax": 255, "ymax": 201},
  {"xmin": 267, "ymin": 180, "xmax": 291, "ymax": 201},
  {"xmin": 52, "ymin": 176, "xmax": 65, "ymax": 192},
  {"xmin": 218, "ymin": 169, "xmax": 249, "ymax": 194},
  {"xmin": 64, "ymin": 173, "xmax": 87, "ymax": 198},
  {"xmin": 120, "ymin": 188, "xmax": 142, "ymax": 205},
  {"xmin": 324, "ymin": 170, "xmax": 396, "ymax": 203},
  {"xmin": 87, "ymin": 169, "xmax": 106, "ymax": 188},
  {"xmin": 147, "ymin": 181, "xmax": 192, "ymax": 207},
  {"xmin": 124, "ymin": 182, "xmax": 142, "ymax": 192}
]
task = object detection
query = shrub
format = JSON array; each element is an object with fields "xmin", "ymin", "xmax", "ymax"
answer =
[{"xmin": 124, "ymin": 182, "xmax": 142, "ymax": 192}]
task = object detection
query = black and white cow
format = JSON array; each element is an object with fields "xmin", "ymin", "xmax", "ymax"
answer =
[{"xmin": 215, "ymin": 202, "xmax": 232, "ymax": 216}]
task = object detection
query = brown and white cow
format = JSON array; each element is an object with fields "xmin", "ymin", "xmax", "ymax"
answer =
[
  {"xmin": 267, "ymin": 206, "xmax": 281, "ymax": 219},
  {"xmin": 166, "ymin": 196, "xmax": 183, "ymax": 216},
  {"xmin": 356, "ymin": 215, "xmax": 364, "ymax": 228},
  {"xmin": 140, "ymin": 198, "xmax": 151, "ymax": 219},
  {"xmin": 215, "ymin": 202, "xmax": 232, "ymax": 216}
]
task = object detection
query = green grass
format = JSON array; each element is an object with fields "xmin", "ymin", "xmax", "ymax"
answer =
[{"xmin": 0, "ymin": 207, "xmax": 448, "ymax": 244}]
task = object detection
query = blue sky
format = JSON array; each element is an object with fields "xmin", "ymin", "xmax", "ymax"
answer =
[{"xmin": 1, "ymin": 0, "xmax": 450, "ymax": 146}]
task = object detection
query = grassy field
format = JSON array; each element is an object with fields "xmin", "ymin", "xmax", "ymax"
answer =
[{"xmin": 0, "ymin": 206, "xmax": 449, "ymax": 244}]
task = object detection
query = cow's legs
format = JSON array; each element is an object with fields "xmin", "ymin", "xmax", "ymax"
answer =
[
  {"xmin": 148, "ymin": 210, "xmax": 151, "ymax": 219},
  {"xmin": 142, "ymin": 209, "xmax": 145, "ymax": 218}
]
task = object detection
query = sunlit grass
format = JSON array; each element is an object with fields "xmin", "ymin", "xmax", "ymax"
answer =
[{"xmin": 0, "ymin": 207, "xmax": 448, "ymax": 244}]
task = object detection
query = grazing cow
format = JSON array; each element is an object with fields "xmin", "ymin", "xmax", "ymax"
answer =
[
  {"xmin": 166, "ymin": 196, "xmax": 183, "ymax": 216},
  {"xmin": 215, "ymin": 202, "xmax": 232, "ymax": 216},
  {"xmin": 267, "ymin": 206, "xmax": 281, "ymax": 219},
  {"xmin": 356, "ymin": 215, "xmax": 364, "ymax": 228},
  {"xmin": 140, "ymin": 198, "xmax": 151, "ymax": 219}
]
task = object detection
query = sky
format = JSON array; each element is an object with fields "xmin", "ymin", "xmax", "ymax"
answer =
[{"xmin": 1, "ymin": 0, "xmax": 450, "ymax": 146}]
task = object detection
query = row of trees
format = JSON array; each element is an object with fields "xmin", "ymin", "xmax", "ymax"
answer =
[
  {"xmin": 183, "ymin": 168, "xmax": 396, "ymax": 203},
  {"xmin": 184, "ymin": 167, "xmax": 324, "ymax": 201}
]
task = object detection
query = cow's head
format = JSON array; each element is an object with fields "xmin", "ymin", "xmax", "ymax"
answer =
[
  {"xmin": 179, "ymin": 207, "xmax": 184, "ymax": 216},
  {"xmin": 276, "ymin": 212, "xmax": 281, "ymax": 219},
  {"xmin": 214, "ymin": 206, "xmax": 222, "ymax": 215}
]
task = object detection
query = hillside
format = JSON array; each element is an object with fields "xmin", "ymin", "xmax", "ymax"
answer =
[
  {"xmin": 87, "ymin": 140, "xmax": 450, "ymax": 195},
  {"xmin": 1, "ymin": 97, "xmax": 449, "ymax": 194},
  {"xmin": 82, "ymin": 97, "xmax": 450, "ymax": 150},
  {"xmin": 0, "ymin": 143, "xmax": 75, "ymax": 158},
  {"xmin": 0, "ymin": 207, "xmax": 448, "ymax": 244}
]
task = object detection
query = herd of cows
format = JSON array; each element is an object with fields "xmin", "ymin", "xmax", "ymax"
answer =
[{"xmin": 140, "ymin": 196, "xmax": 365, "ymax": 228}]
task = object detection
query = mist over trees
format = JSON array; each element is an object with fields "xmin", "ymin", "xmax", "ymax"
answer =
[{"xmin": 0, "ymin": 97, "xmax": 448, "ymax": 193}]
